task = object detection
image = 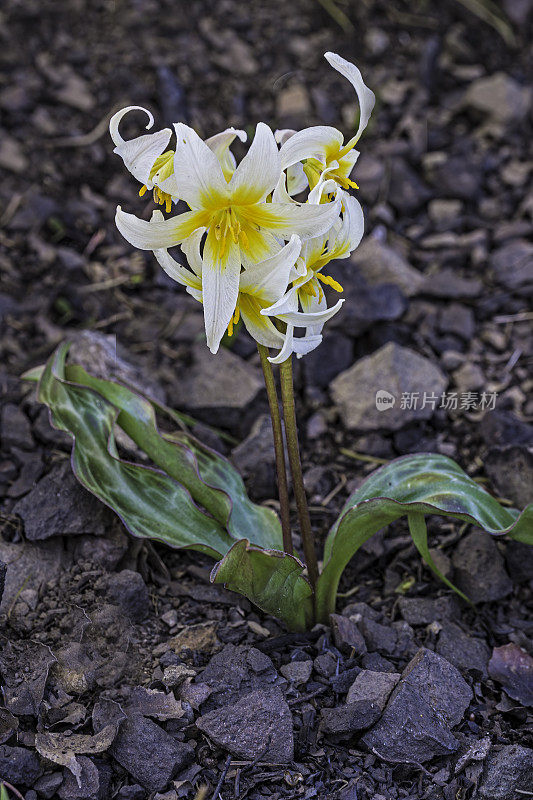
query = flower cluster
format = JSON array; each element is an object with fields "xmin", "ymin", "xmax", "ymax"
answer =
[{"xmin": 110, "ymin": 52, "xmax": 374, "ymax": 361}]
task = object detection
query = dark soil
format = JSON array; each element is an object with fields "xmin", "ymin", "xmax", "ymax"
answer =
[{"xmin": 1, "ymin": 1, "xmax": 532, "ymax": 798}]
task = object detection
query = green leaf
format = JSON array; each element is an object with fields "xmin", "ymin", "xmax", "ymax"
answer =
[
  {"xmin": 407, "ymin": 513, "xmax": 471, "ymax": 604},
  {"xmin": 63, "ymin": 361, "xmax": 282, "ymax": 550},
  {"xmin": 316, "ymin": 453, "xmax": 533, "ymax": 623},
  {"xmin": 21, "ymin": 364, "xmax": 45, "ymax": 382},
  {"xmin": 211, "ymin": 539, "xmax": 314, "ymax": 631},
  {"xmin": 38, "ymin": 343, "xmax": 233, "ymax": 557}
]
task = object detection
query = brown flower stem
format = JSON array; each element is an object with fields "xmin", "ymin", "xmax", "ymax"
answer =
[
  {"xmin": 279, "ymin": 355, "xmax": 319, "ymax": 591},
  {"xmin": 257, "ymin": 343, "xmax": 293, "ymax": 555}
]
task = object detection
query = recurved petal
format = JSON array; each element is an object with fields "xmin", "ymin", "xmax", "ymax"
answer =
[
  {"xmin": 115, "ymin": 206, "xmax": 205, "ymax": 250},
  {"xmin": 173, "ymin": 123, "xmax": 229, "ymax": 210},
  {"xmin": 110, "ymin": 106, "xmax": 172, "ymax": 185},
  {"xmin": 202, "ymin": 228, "xmax": 242, "ymax": 354},
  {"xmin": 276, "ymin": 297, "xmax": 344, "ymax": 327},
  {"xmin": 279, "ymin": 125, "xmax": 344, "ymax": 170},
  {"xmin": 239, "ymin": 235, "xmax": 301, "ymax": 304},
  {"xmin": 268, "ymin": 326, "xmax": 323, "ymax": 364},
  {"xmin": 229, "ymin": 122, "xmax": 282, "ymax": 204},
  {"xmin": 338, "ymin": 193, "xmax": 364, "ymax": 254},
  {"xmin": 206, "ymin": 127, "xmax": 247, "ymax": 180},
  {"xmin": 324, "ymin": 52, "xmax": 375, "ymax": 147}
]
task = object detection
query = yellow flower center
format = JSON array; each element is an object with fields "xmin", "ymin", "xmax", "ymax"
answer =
[
  {"xmin": 212, "ymin": 207, "xmax": 249, "ymax": 257},
  {"xmin": 139, "ymin": 150, "xmax": 175, "ymax": 213}
]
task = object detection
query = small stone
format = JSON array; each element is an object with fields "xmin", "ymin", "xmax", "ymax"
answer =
[
  {"xmin": 111, "ymin": 714, "xmax": 194, "ymax": 791},
  {"xmin": 490, "ymin": 240, "xmax": 533, "ymax": 289},
  {"xmin": 0, "ymin": 135, "xmax": 28, "ymax": 174},
  {"xmin": 12, "ymin": 460, "xmax": 111, "ymax": 540},
  {"xmin": 1, "ymin": 403, "xmax": 33, "ymax": 449},
  {"xmin": 452, "ymin": 530, "xmax": 512, "ymax": 602},
  {"xmin": 362, "ymin": 648, "xmax": 472, "ymax": 763},
  {"xmin": 398, "ymin": 596, "xmax": 458, "ymax": 626},
  {"xmin": 33, "ymin": 772, "xmax": 64, "ymax": 799},
  {"xmin": 231, "ymin": 414, "xmax": 277, "ymax": 500},
  {"xmin": 314, "ymin": 652, "xmax": 338, "ymax": 678},
  {"xmin": 58, "ymin": 756, "xmax": 112, "ymax": 800},
  {"xmin": 488, "ymin": 643, "xmax": 533, "ymax": 707},
  {"xmin": 0, "ymin": 537, "xmax": 69, "ymax": 614},
  {"xmin": 427, "ymin": 548, "xmax": 453, "ymax": 579},
  {"xmin": 276, "ymin": 82, "xmax": 311, "ymax": 126},
  {"xmin": 452, "ymin": 362, "xmax": 485, "ymax": 393},
  {"xmin": 438, "ymin": 303, "xmax": 475, "ymax": 340},
  {"xmin": 331, "ymin": 342, "xmax": 447, "ymax": 432},
  {"xmin": 320, "ymin": 699, "xmax": 382, "ymax": 736},
  {"xmin": 330, "ymin": 613, "xmax": 367, "ymax": 654},
  {"xmin": 99, "ymin": 570, "xmax": 150, "ymax": 622},
  {"xmin": 280, "ymin": 660, "xmax": 313, "ymax": 686},
  {"xmin": 199, "ymin": 644, "xmax": 278, "ymax": 709},
  {"xmin": 436, "ymin": 622, "xmax": 490, "ymax": 677},
  {"xmin": 332, "ymin": 279, "xmax": 407, "ymax": 338},
  {"xmin": 504, "ymin": 539, "xmax": 533, "ymax": 583},
  {"xmin": 428, "ymin": 199, "xmax": 463, "ymax": 228},
  {"xmin": 478, "ymin": 744, "xmax": 533, "ymax": 799},
  {"xmin": 359, "ymin": 617, "xmax": 397, "ymax": 656},
  {"xmin": 485, "ymin": 444, "xmax": 533, "ymax": 508},
  {"xmin": 348, "ymin": 238, "xmax": 424, "ymax": 296},
  {"xmin": 173, "ymin": 344, "xmax": 262, "ymax": 434},
  {"xmin": 302, "ymin": 332, "xmax": 353, "ymax": 387},
  {"xmin": 346, "ymin": 670, "xmax": 400, "ymax": 708},
  {"xmin": 387, "ymin": 158, "xmax": 431, "ymax": 214},
  {"xmin": 196, "ymin": 688, "xmax": 293, "ymax": 762},
  {"xmin": 166, "ymin": 621, "xmax": 219, "ymax": 657},
  {"xmin": 463, "ymin": 72, "xmax": 531, "ymax": 125},
  {"xmin": 0, "ymin": 744, "xmax": 43, "ymax": 785},
  {"xmin": 420, "ymin": 269, "xmax": 482, "ymax": 300}
]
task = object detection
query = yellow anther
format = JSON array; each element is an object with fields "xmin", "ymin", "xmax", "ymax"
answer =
[
  {"xmin": 233, "ymin": 306, "xmax": 240, "ymax": 324},
  {"xmin": 227, "ymin": 317, "xmax": 234, "ymax": 337},
  {"xmin": 317, "ymin": 273, "xmax": 344, "ymax": 292},
  {"xmin": 139, "ymin": 185, "xmax": 148, "ymax": 197},
  {"xmin": 165, "ymin": 195, "xmax": 171, "ymax": 213}
]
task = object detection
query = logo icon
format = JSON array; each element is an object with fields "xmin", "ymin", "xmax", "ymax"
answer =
[{"xmin": 375, "ymin": 390, "xmax": 396, "ymax": 411}]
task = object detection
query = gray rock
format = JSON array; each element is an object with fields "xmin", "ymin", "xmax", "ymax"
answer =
[
  {"xmin": 361, "ymin": 653, "xmax": 397, "ymax": 673},
  {"xmin": 199, "ymin": 644, "xmax": 279, "ymax": 710},
  {"xmin": 320, "ymin": 699, "xmax": 382, "ymax": 736},
  {"xmin": 12, "ymin": 460, "xmax": 111, "ymax": 541},
  {"xmin": 452, "ymin": 362, "xmax": 485, "ymax": 393},
  {"xmin": 0, "ymin": 403, "xmax": 33, "ymax": 449},
  {"xmin": 302, "ymin": 331, "xmax": 354, "ymax": 385},
  {"xmin": 331, "ymin": 279, "xmax": 407, "ymax": 337},
  {"xmin": 330, "ymin": 666, "xmax": 362, "ymax": 694},
  {"xmin": 359, "ymin": 617, "xmax": 397, "ymax": 656},
  {"xmin": 72, "ymin": 526, "xmax": 129, "ymax": 571},
  {"xmin": 478, "ymin": 745, "xmax": 533, "ymax": 799},
  {"xmin": 173, "ymin": 344, "xmax": 263, "ymax": 434},
  {"xmin": 0, "ymin": 744, "xmax": 43, "ymax": 785},
  {"xmin": 111, "ymin": 714, "xmax": 194, "ymax": 791},
  {"xmin": 58, "ymin": 757, "xmax": 112, "ymax": 800},
  {"xmin": 488, "ymin": 643, "xmax": 533, "ymax": 707},
  {"xmin": 231, "ymin": 414, "xmax": 277, "ymax": 500},
  {"xmin": 115, "ymin": 787, "xmax": 145, "ymax": 800},
  {"xmin": 331, "ymin": 343, "xmax": 447, "ymax": 432},
  {"xmin": 463, "ymin": 73, "xmax": 531, "ymax": 125},
  {"xmin": 68, "ymin": 330, "xmax": 166, "ymax": 403},
  {"xmin": 452, "ymin": 530, "xmax": 512, "ymax": 603},
  {"xmin": 436, "ymin": 622, "xmax": 490, "ymax": 678},
  {"xmin": 419, "ymin": 268, "xmax": 482, "ymax": 300},
  {"xmin": 398, "ymin": 596, "xmax": 459, "ymax": 626},
  {"xmin": 504, "ymin": 539, "xmax": 533, "ymax": 583},
  {"xmin": 362, "ymin": 648, "xmax": 472, "ymax": 763},
  {"xmin": 0, "ymin": 560, "xmax": 5, "ymax": 606},
  {"xmin": 196, "ymin": 688, "xmax": 293, "ymax": 762},
  {"xmin": 314, "ymin": 652, "xmax": 338, "ymax": 678},
  {"xmin": 438, "ymin": 303, "xmax": 475, "ymax": 341},
  {"xmin": 0, "ymin": 537, "xmax": 70, "ymax": 614},
  {"xmin": 485, "ymin": 444, "xmax": 533, "ymax": 508},
  {"xmin": 387, "ymin": 158, "xmax": 432, "ymax": 214},
  {"xmin": 347, "ymin": 238, "xmax": 424, "ymax": 296},
  {"xmin": 330, "ymin": 613, "xmax": 367, "ymax": 654},
  {"xmin": 33, "ymin": 772, "xmax": 64, "ymax": 799},
  {"xmin": 490, "ymin": 240, "xmax": 533, "ymax": 289},
  {"xmin": 98, "ymin": 570, "xmax": 150, "ymax": 622},
  {"xmin": 280, "ymin": 660, "xmax": 312, "ymax": 686},
  {"xmin": 346, "ymin": 670, "xmax": 400, "ymax": 708}
]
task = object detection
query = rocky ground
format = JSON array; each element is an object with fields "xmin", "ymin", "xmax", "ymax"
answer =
[{"xmin": 1, "ymin": 0, "xmax": 532, "ymax": 798}]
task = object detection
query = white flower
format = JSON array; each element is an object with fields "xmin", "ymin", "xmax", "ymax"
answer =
[
  {"xmin": 115, "ymin": 122, "xmax": 341, "ymax": 354},
  {"xmin": 279, "ymin": 52, "xmax": 375, "ymax": 194},
  {"xmin": 109, "ymin": 106, "xmax": 246, "ymax": 212}
]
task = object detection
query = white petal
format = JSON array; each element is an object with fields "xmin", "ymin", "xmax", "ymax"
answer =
[
  {"xmin": 206, "ymin": 127, "xmax": 247, "ymax": 180},
  {"xmin": 308, "ymin": 177, "xmax": 339, "ymax": 205},
  {"xmin": 239, "ymin": 235, "xmax": 301, "ymax": 304},
  {"xmin": 337, "ymin": 193, "xmax": 364, "ymax": 255},
  {"xmin": 110, "ymin": 106, "xmax": 172, "ymax": 186},
  {"xmin": 115, "ymin": 205, "xmax": 201, "ymax": 250},
  {"xmin": 292, "ymin": 333, "xmax": 323, "ymax": 358},
  {"xmin": 300, "ymin": 287, "xmax": 327, "ymax": 337},
  {"xmin": 229, "ymin": 122, "xmax": 282, "ymax": 204},
  {"xmin": 324, "ymin": 52, "xmax": 375, "ymax": 147},
  {"xmin": 256, "ymin": 198, "xmax": 342, "ymax": 240},
  {"xmin": 261, "ymin": 284, "xmax": 300, "ymax": 317},
  {"xmin": 180, "ymin": 228, "xmax": 205, "ymax": 277},
  {"xmin": 202, "ymin": 230, "xmax": 241, "ymax": 354},
  {"xmin": 153, "ymin": 248, "xmax": 202, "ymax": 290},
  {"xmin": 287, "ymin": 163, "xmax": 308, "ymax": 195},
  {"xmin": 277, "ymin": 298, "xmax": 344, "ymax": 326},
  {"xmin": 275, "ymin": 128, "xmax": 297, "ymax": 145},
  {"xmin": 268, "ymin": 324, "xmax": 296, "ymax": 365},
  {"xmin": 173, "ymin": 123, "xmax": 229, "ymax": 210},
  {"xmin": 279, "ymin": 126, "xmax": 344, "ymax": 170},
  {"xmin": 239, "ymin": 295, "xmax": 285, "ymax": 349}
]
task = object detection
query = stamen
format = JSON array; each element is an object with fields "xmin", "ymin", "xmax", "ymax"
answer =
[
  {"xmin": 139, "ymin": 185, "xmax": 148, "ymax": 197},
  {"xmin": 317, "ymin": 273, "xmax": 344, "ymax": 292}
]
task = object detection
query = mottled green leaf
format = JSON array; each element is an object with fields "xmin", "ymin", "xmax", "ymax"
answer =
[
  {"xmin": 211, "ymin": 539, "xmax": 314, "ymax": 631},
  {"xmin": 38, "ymin": 343, "xmax": 233, "ymax": 557},
  {"xmin": 316, "ymin": 453, "xmax": 533, "ymax": 622}
]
